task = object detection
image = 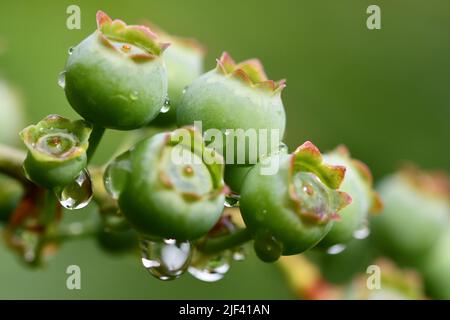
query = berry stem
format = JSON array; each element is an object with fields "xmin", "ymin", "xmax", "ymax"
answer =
[
  {"xmin": 0, "ymin": 144, "xmax": 27, "ymax": 183},
  {"xmin": 41, "ymin": 189, "xmax": 57, "ymax": 225},
  {"xmin": 198, "ymin": 228, "xmax": 253, "ymax": 254},
  {"xmin": 87, "ymin": 125, "xmax": 105, "ymax": 163}
]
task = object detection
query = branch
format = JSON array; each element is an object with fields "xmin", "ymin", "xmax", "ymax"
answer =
[{"xmin": 0, "ymin": 144, "xmax": 27, "ymax": 183}]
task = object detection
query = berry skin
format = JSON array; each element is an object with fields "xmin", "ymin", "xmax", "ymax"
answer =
[
  {"xmin": 147, "ymin": 24, "xmax": 205, "ymax": 127},
  {"xmin": 421, "ymin": 228, "xmax": 450, "ymax": 299},
  {"xmin": 317, "ymin": 146, "xmax": 382, "ymax": 248},
  {"xmin": 117, "ymin": 127, "xmax": 227, "ymax": 241},
  {"xmin": 224, "ymin": 165, "xmax": 253, "ymax": 194},
  {"xmin": 64, "ymin": 11, "xmax": 169, "ymax": 130},
  {"xmin": 240, "ymin": 141, "xmax": 351, "ymax": 257},
  {"xmin": 177, "ymin": 52, "xmax": 286, "ymax": 165},
  {"xmin": 20, "ymin": 115, "xmax": 92, "ymax": 189},
  {"xmin": 371, "ymin": 167, "xmax": 450, "ymax": 266}
]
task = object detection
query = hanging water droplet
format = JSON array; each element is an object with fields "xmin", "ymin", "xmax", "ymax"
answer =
[
  {"xmin": 182, "ymin": 86, "xmax": 188, "ymax": 95},
  {"xmin": 224, "ymin": 193, "xmax": 240, "ymax": 208},
  {"xmin": 129, "ymin": 91, "xmax": 139, "ymax": 101},
  {"xmin": 57, "ymin": 71, "xmax": 66, "ymax": 89},
  {"xmin": 188, "ymin": 250, "xmax": 231, "ymax": 282},
  {"xmin": 141, "ymin": 238, "xmax": 192, "ymax": 281},
  {"xmin": 68, "ymin": 47, "xmax": 74, "ymax": 55},
  {"xmin": 103, "ymin": 151, "xmax": 131, "ymax": 199},
  {"xmin": 232, "ymin": 247, "xmax": 246, "ymax": 261},
  {"xmin": 353, "ymin": 224, "xmax": 370, "ymax": 240},
  {"xmin": 278, "ymin": 142, "xmax": 288, "ymax": 154},
  {"xmin": 54, "ymin": 169, "xmax": 93, "ymax": 210},
  {"xmin": 21, "ymin": 231, "xmax": 40, "ymax": 264},
  {"xmin": 326, "ymin": 243, "xmax": 347, "ymax": 255},
  {"xmin": 160, "ymin": 97, "xmax": 171, "ymax": 113}
]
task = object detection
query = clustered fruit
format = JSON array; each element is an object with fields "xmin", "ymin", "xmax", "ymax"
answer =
[{"xmin": 0, "ymin": 10, "xmax": 448, "ymax": 298}]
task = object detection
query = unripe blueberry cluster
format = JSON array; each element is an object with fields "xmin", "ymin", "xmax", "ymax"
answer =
[{"xmin": 11, "ymin": 11, "xmax": 381, "ymax": 282}]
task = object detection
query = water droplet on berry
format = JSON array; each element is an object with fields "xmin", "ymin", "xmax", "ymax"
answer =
[
  {"xmin": 232, "ymin": 247, "xmax": 246, "ymax": 261},
  {"xmin": 68, "ymin": 47, "xmax": 74, "ymax": 55},
  {"xmin": 326, "ymin": 243, "xmax": 347, "ymax": 255},
  {"xmin": 104, "ymin": 151, "xmax": 131, "ymax": 199},
  {"xmin": 353, "ymin": 224, "xmax": 370, "ymax": 240},
  {"xmin": 188, "ymin": 250, "xmax": 231, "ymax": 282},
  {"xmin": 224, "ymin": 193, "xmax": 240, "ymax": 208},
  {"xmin": 253, "ymin": 233, "xmax": 282, "ymax": 262},
  {"xmin": 160, "ymin": 97, "xmax": 171, "ymax": 113},
  {"xmin": 278, "ymin": 142, "xmax": 288, "ymax": 154},
  {"xmin": 129, "ymin": 91, "xmax": 139, "ymax": 101},
  {"xmin": 57, "ymin": 71, "xmax": 66, "ymax": 89},
  {"xmin": 141, "ymin": 238, "xmax": 192, "ymax": 281},
  {"xmin": 54, "ymin": 169, "xmax": 93, "ymax": 210}
]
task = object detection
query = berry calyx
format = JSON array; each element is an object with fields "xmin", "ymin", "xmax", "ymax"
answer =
[
  {"xmin": 64, "ymin": 11, "xmax": 169, "ymax": 130},
  {"xmin": 20, "ymin": 115, "xmax": 92, "ymax": 188},
  {"xmin": 240, "ymin": 141, "xmax": 351, "ymax": 257},
  {"xmin": 317, "ymin": 145, "xmax": 382, "ymax": 248},
  {"xmin": 117, "ymin": 127, "xmax": 228, "ymax": 240},
  {"xmin": 177, "ymin": 52, "xmax": 286, "ymax": 166}
]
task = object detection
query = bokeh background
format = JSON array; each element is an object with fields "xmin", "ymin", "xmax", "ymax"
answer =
[{"xmin": 0, "ymin": 0, "xmax": 449, "ymax": 299}]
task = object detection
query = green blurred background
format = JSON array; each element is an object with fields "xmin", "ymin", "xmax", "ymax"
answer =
[{"xmin": 0, "ymin": 0, "xmax": 449, "ymax": 299}]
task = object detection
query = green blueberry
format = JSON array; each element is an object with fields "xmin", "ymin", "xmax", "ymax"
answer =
[
  {"xmin": 20, "ymin": 115, "xmax": 92, "ymax": 188},
  {"xmin": 371, "ymin": 167, "xmax": 450, "ymax": 266},
  {"xmin": 240, "ymin": 141, "xmax": 351, "ymax": 257},
  {"xmin": 317, "ymin": 146, "xmax": 382, "ymax": 248},
  {"xmin": 224, "ymin": 165, "xmax": 253, "ymax": 194},
  {"xmin": 118, "ymin": 127, "xmax": 227, "ymax": 241},
  {"xmin": 177, "ymin": 52, "xmax": 286, "ymax": 165},
  {"xmin": 0, "ymin": 79, "xmax": 25, "ymax": 146},
  {"xmin": 0, "ymin": 174, "xmax": 23, "ymax": 222},
  {"xmin": 421, "ymin": 228, "xmax": 450, "ymax": 299},
  {"xmin": 64, "ymin": 11, "xmax": 168, "ymax": 130},
  {"xmin": 149, "ymin": 25, "xmax": 205, "ymax": 127}
]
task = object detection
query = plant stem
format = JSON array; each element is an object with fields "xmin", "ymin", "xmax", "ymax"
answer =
[
  {"xmin": 87, "ymin": 125, "xmax": 105, "ymax": 163},
  {"xmin": 0, "ymin": 144, "xmax": 27, "ymax": 183},
  {"xmin": 42, "ymin": 190, "xmax": 57, "ymax": 225},
  {"xmin": 198, "ymin": 228, "xmax": 253, "ymax": 254}
]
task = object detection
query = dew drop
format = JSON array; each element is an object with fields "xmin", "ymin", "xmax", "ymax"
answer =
[
  {"xmin": 103, "ymin": 151, "xmax": 131, "ymax": 199},
  {"xmin": 326, "ymin": 244, "xmax": 347, "ymax": 255},
  {"xmin": 129, "ymin": 91, "xmax": 139, "ymax": 101},
  {"xmin": 54, "ymin": 169, "xmax": 93, "ymax": 210},
  {"xmin": 232, "ymin": 247, "xmax": 246, "ymax": 262},
  {"xmin": 224, "ymin": 193, "xmax": 240, "ymax": 208},
  {"xmin": 160, "ymin": 97, "xmax": 171, "ymax": 113},
  {"xmin": 141, "ymin": 238, "xmax": 192, "ymax": 281},
  {"xmin": 253, "ymin": 233, "xmax": 282, "ymax": 262},
  {"xmin": 57, "ymin": 71, "xmax": 66, "ymax": 89},
  {"xmin": 188, "ymin": 250, "xmax": 231, "ymax": 282},
  {"xmin": 68, "ymin": 47, "xmax": 74, "ymax": 55},
  {"xmin": 353, "ymin": 224, "xmax": 370, "ymax": 240},
  {"xmin": 182, "ymin": 86, "xmax": 188, "ymax": 95},
  {"xmin": 278, "ymin": 142, "xmax": 288, "ymax": 154},
  {"xmin": 21, "ymin": 231, "xmax": 40, "ymax": 264}
]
